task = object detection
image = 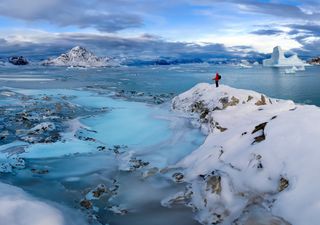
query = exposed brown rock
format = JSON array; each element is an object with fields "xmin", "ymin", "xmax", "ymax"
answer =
[
  {"xmin": 80, "ymin": 199, "xmax": 92, "ymax": 209},
  {"xmin": 206, "ymin": 175, "xmax": 222, "ymax": 194},
  {"xmin": 255, "ymin": 95, "xmax": 267, "ymax": 106},
  {"xmin": 279, "ymin": 177, "xmax": 289, "ymax": 192},
  {"xmin": 252, "ymin": 122, "xmax": 268, "ymax": 134},
  {"xmin": 252, "ymin": 122, "xmax": 268, "ymax": 144}
]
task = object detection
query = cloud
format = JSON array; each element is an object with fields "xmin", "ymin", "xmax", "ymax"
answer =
[
  {"xmin": 192, "ymin": 0, "xmax": 320, "ymax": 21},
  {"xmin": 251, "ymin": 29, "xmax": 284, "ymax": 36},
  {"xmin": 0, "ymin": 0, "xmax": 144, "ymax": 32},
  {"xmin": 0, "ymin": 31, "xmax": 265, "ymax": 60}
]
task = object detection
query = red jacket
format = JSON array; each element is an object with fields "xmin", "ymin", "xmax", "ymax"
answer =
[{"xmin": 213, "ymin": 73, "xmax": 220, "ymax": 81}]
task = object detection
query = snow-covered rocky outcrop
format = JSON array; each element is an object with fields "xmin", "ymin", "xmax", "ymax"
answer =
[
  {"xmin": 263, "ymin": 46, "xmax": 305, "ymax": 67},
  {"xmin": 42, "ymin": 46, "xmax": 118, "ymax": 67},
  {"xmin": 308, "ymin": 57, "xmax": 320, "ymax": 65},
  {"xmin": 167, "ymin": 83, "xmax": 320, "ymax": 225}
]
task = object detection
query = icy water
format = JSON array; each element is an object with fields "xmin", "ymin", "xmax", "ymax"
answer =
[
  {"xmin": 0, "ymin": 64, "xmax": 320, "ymax": 225},
  {"xmin": 1, "ymin": 63, "xmax": 320, "ymax": 105}
]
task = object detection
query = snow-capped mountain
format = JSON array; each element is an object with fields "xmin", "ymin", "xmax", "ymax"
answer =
[{"xmin": 42, "ymin": 46, "xmax": 119, "ymax": 67}]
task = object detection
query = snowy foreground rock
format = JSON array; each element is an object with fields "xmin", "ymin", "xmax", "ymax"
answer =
[
  {"xmin": 42, "ymin": 46, "xmax": 119, "ymax": 67},
  {"xmin": 263, "ymin": 46, "xmax": 305, "ymax": 67},
  {"xmin": 168, "ymin": 83, "xmax": 320, "ymax": 225}
]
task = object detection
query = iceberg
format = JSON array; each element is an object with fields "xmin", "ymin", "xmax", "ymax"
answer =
[
  {"xmin": 42, "ymin": 46, "xmax": 119, "ymax": 67},
  {"xmin": 263, "ymin": 46, "xmax": 305, "ymax": 67}
]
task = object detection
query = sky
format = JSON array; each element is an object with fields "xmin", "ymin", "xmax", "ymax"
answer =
[{"xmin": 0, "ymin": 0, "xmax": 319, "ymax": 59}]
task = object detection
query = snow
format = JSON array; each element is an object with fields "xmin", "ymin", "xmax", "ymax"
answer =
[
  {"xmin": 171, "ymin": 83, "xmax": 320, "ymax": 225},
  {"xmin": 42, "ymin": 46, "xmax": 119, "ymax": 68},
  {"xmin": 263, "ymin": 46, "xmax": 305, "ymax": 67},
  {"xmin": 0, "ymin": 182, "xmax": 87, "ymax": 225}
]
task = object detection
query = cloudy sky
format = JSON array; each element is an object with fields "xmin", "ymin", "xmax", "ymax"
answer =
[{"xmin": 0, "ymin": 0, "xmax": 319, "ymax": 59}]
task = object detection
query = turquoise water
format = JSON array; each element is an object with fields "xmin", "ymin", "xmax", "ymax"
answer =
[{"xmin": 0, "ymin": 64, "xmax": 320, "ymax": 105}]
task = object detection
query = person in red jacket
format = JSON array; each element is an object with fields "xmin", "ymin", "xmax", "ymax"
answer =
[{"xmin": 212, "ymin": 72, "xmax": 221, "ymax": 87}]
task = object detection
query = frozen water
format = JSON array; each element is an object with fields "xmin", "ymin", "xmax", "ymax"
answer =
[{"xmin": 0, "ymin": 85, "xmax": 205, "ymax": 225}]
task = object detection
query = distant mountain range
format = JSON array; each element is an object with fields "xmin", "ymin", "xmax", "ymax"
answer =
[{"xmin": 1, "ymin": 46, "xmax": 319, "ymax": 67}]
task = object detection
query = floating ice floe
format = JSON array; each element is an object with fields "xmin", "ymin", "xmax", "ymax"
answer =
[
  {"xmin": 284, "ymin": 65, "xmax": 306, "ymax": 74},
  {"xmin": 170, "ymin": 83, "xmax": 320, "ymax": 225}
]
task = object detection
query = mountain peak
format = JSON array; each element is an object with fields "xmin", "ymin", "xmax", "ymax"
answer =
[{"xmin": 42, "ymin": 46, "xmax": 119, "ymax": 67}]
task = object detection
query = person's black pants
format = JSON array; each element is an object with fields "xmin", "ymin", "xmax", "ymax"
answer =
[{"xmin": 215, "ymin": 80, "xmax": 219, "ymax": 87}]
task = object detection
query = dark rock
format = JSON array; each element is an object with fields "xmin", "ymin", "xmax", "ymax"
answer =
[
  {"xmin": 172, "ymin": 172, "xmax": 184, "ymax": 183},
  {"xmin": 252, "ymin": 122, "xmax": 268, "ymax": 134},
  {"xmin": 279, "ymin": 177, "xmax": 289, "ymax": 192},
  {"xmin": 252, "ymin": 122, "xmax": 268, "ymax": 144},
  {"xmin": 308, "ymin": 57, "xmax": 320, "ymax": 65},
  {"xmin": 8, "ymin": 56, "xmax": 29, "ymax": 65},
  {"xmin": 252, "ymin": 133, "xmax": 266, "ymax": 144},
  {"xmin": 80, "ymin": 199, "xmax": 92, "ymax": 209},
  {"xmin": 92, "ymin": 184, "xmax": 107, "ymax": 198},
  {"xmin": 31, "ymin": 168, "xmax": 49, "ymax": 174}
]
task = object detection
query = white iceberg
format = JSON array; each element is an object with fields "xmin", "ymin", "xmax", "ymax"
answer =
[
  {"xmin": 42, "ymin": 46, "xmax": 119, "ymax": 68},
  {"xmin": 263, "ymin": 46, "xmax": 305, "ymax": 67},
  {"xmin": 237, "ymin": 60, "xmax": 253, "ymax": 68},
  {"xmin": 284, "ymin": 65, "xmax": 305, "ymax": 74}
]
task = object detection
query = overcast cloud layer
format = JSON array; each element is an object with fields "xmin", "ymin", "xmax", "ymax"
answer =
[{"xmin": 0, "ymin": 0, "xmax": 319, "ymax": 58}]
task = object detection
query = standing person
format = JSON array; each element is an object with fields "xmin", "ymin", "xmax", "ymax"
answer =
[{"xmin": 212, "ymin": 72, "xmax": 221, "ymax": 87}]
